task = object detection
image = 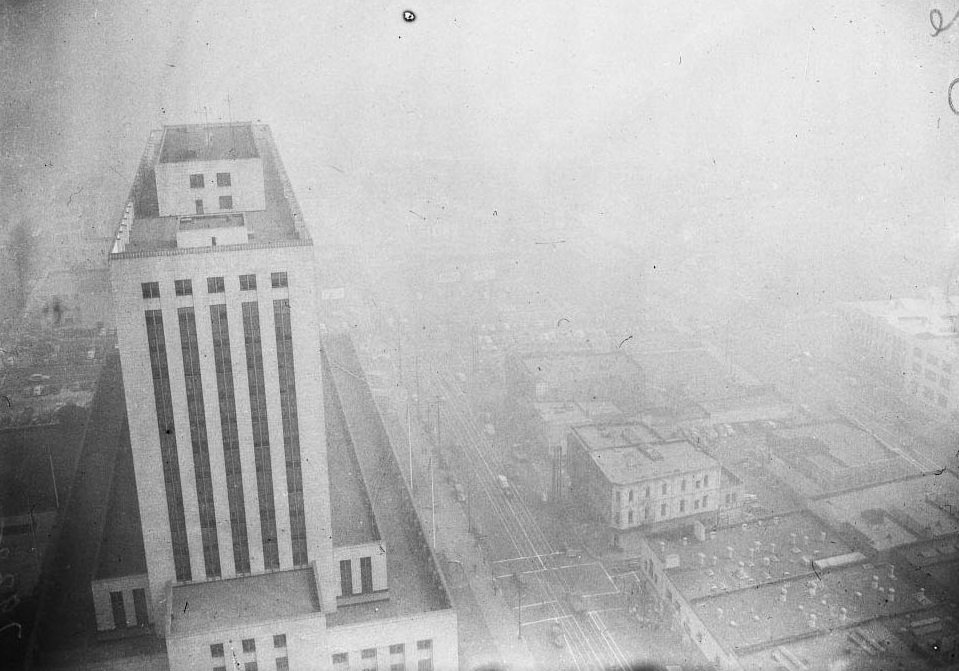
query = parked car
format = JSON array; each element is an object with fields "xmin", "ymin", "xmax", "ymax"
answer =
[{"xmin": 454, "ymin": 484, "xmax": 467, "ymax": 503}]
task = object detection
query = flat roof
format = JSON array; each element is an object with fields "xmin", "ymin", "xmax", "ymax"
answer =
[
  {"xmin": 772, "ymin": 421, "xmax": 893, "ymax": 468},
  {"xmin": 114, "ymin": 124, "xmax": 309, "ymax": 256},
  {"xmin": 322, "ymin": 337, "xmax": 452, "ymax": 626},
  {"xmin": 577, "ymin": 400, "xmax": 623, "ymax": 418},
  {"xmin": 649, "ymin": 511, "xmax": 853, "ymax": 601},
  {"xmin": 629, "ymin": 347, "xmax": 761, "ymax": 402},
  {"xmin": 571, "ymin": 421, "xmax": 663, "ymax": 450},
  {"xmin": 818, "ymin": 472, "xmax": 959, "ymax": 550},
  {"xmin": 520, "ymin": 350, "xmax": 642, "ymax": 379},
  {"xmin": 589, "ymin": 440, "xmax": 717, "ymax": 485},
  {"xmin": 158, "ymin": 123, "xmax": 258, "ymax": 163},
  {"xmin": 693, "ymin": 561, "xmax": 931, "ymax": 654},
  {"xmin": 845, "ymin": 294, "xmax": 959, "ymax": 342},
  {"xmin": 325, "ymin": 353, "xmax": 379, "ymax": 548},
  {"xmin": 737, "ymin": 613, "xmax": 945, "ymax": 671},
  {"xmin": 168, "ymin": 567, "xmax": 320, "ymax": 637},
  {"xmin": 533, "ymin": 401, "xmax": 588, "ymax": 424}
]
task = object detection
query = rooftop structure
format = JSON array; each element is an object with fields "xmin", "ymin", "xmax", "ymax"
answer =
[
  {"xmin": 814, "ymin": 471, "xmax": 959, "ymax": 551},
  {"xmin": 570, "ymin": 421, "xmax": 663, "ymax": 451},
  {"xmin": 764, "ymin": 420, "xmax": 919, "ymax": 497},
  {"xmin": 631, "ymin": 512, "xmax": 958, "ymax": 671},
  {"xmin": 158, "ymin": 123, "xmax": 259, "ymax": 163},
  {"xmin": 647, "ymin": 511, "xmax": 855, "ymax": 601},
  {"xmin": 626, "ymin": 344, "xmax": 764, "ymax": 405},
  {"xmin": 692, "ymin": 560, "xmax": 932, "ymax": 655},
  {"xmin": 509, "ymin": 350, "xmax": 644, "ymax": 408},
  {"xmin": 738, "ymin": 606, "xmax": 959, "ymax": 671},
  {"xmin": 111, "ymin": 123, "xmax": 309, "ymax": 256},
  {"xmin": 589, "ymin": 441, "xmax": 717, "ymax": 485}
]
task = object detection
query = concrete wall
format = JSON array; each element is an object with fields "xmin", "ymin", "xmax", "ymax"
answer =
[
  {"xmin": 166, "ymin": 612, "xmax": 328, "ymax": 671},
  {"xmin": 177, "ymin": 223, "xmax": 249, "ymax": 249},
  {"xmin": 333, "ymin": 541, "xmax": 388, "ymax": 598},
  {"xmin": 155, "ymin": 158, "xmax": 265, "ymax": 217},
  {"xmin": 327, "ymin": 608, "xmax": 458, "ymax": 671},
  {"xmin": 109, "ymin": 242, "xmax": 337, "ymax": 621},
  {"xmin": 90, "ymin": 573, "xmax": 151, "ymax": 631}
]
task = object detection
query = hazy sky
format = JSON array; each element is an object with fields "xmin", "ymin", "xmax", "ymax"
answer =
[{"xmin": 2, "ymin": 0, "xmax": 957, "ymax": 312}]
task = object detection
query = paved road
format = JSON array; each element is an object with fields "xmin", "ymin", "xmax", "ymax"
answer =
[{"xmin": 426, "ymin": 366, "xmax": 634, "ymax": 671}]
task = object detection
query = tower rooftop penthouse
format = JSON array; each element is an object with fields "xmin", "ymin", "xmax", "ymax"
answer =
[{"xmin": 110, "ymin": 122, "xmax": 309, "ymax": 258}]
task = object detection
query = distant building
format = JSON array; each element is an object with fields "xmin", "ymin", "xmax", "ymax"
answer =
[
  {"xmin": 567, "ymin": 422, "xmax": 744, "ymax": 533},
  {"xmin": 102, "ymin": 123, "xmax": 456, "ymax": 670},
  {"xmin": 837, "ymin": 291, "xmax": 959, "ymax": 417},
  {"xmin": 507, "ymin": 350, "xmax": 645, "ymax": 412}
]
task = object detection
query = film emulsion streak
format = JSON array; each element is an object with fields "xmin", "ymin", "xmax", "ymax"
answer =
[{"xmin": 930, "ymin": 6, "xmax": 959, "ymax": 114}]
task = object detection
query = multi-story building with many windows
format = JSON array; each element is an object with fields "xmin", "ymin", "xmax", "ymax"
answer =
[
  {"xmin": 100, "ymin": 123, "xmax": 456, "ymax": 670},
  {"xmin": 837, "ymin": 291, "xmax": 959, "ymax": 418},
  {"xmin": 568, "ymin": 421, "xmax": 744, "ymax": 535}
]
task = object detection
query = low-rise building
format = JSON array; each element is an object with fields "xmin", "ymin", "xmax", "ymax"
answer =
[
  {"xmin": 624, "ymin": 511, "xmax": 959, "ymax": 670},
  {"xmin": 567, "ymin": 422, "xmax": 744, "ymax": 533},
  {"xmin": 507, "ymin": 350, "xmax": 645, "ymax": 412}
]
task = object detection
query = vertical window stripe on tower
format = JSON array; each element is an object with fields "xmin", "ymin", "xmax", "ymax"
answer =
[
  {"xmin": 177, "ymin": 307, "xmax": 221, "ymax": 578},
  {"xmin": 273, "ymin": 298, "xmax": 308, "ymax": 565},
  {"xmin": 242, "ymin": 301, "xmax": 280, "ymax": 569},
  {"xmin": 144, "ymin": 310, "xmax": 192, "ymax": 582},
  {"xmin": 209, "ymin": 304, "xmax": 250, "ymax": 573}
]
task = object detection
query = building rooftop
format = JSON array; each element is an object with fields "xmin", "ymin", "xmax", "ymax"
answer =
[
  {"xmin": 699, "ymin": 392, "xmax": 794, "ymax": 425},
  {"xmin": 765, "ymin": 420, "xmax": 918, "ymax": 497},
  {"xmin": 817, "ymin": 471, "xmax": 959, "ymax": 551},
  {"xmin": 628, "ymin": 347, "xmax": 762, "ymax": 404},
  {"xmin": 847, "ymin": 291, "xmax": 959, "ymax": 330},
  {"xmin": 322, "ymin": 336, "xmax": 453, "ymax": 627},
  {"xmin": 325, "ymin": 355, "xmax": 379, "ymax": 548},
  {"xmin": 167, "ymin": 567, "xmax": 321, "ymax": 637},
  {"xmin": 737, "ymin": 608, "xmax": 958, "ymax": 671},
  {"xmin": 692, "ymin": 560, "xmax": 933, "ymax": 655},
  {"xmin": 577, "ymin": 399, "xmax": 623, "ymax": 420},
  {"xmin": 111, "ymin": 124, "xmax": 310, "ymax": 257},
  {"xmin": 158, "ymin": 123, "xmax": 258, "ymax": 163},
  {"xmin": 533, "ymin": 401, "xmax": 589, "ymax": 426},
  {"xmin": 649, "ymin": 511, "xmax": 854, "ymax": 601},
  {"xmin": 589, "ymin": 440, "xmax": 717, "ymax": 485},
  {"xmin": 518, "ymin": 350, "xmax": 644, "ymax": 400},
  {"xmin": 570, "ymin": 421, "xmax": 663, "ymax": 451}
]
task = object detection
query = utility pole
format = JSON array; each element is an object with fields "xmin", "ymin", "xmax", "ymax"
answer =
[
  {"xmin": 467, "ymin": 477, "xmax": 473, "ymax": 534},
  {"xmin": 430, "ymin": 454, "xmax": 436, "ymax": 549},
  {"xmin": 407, "ymin": 402, "xmax": 413, "ymax": 491},
  {"xmin": 415, "ymin": 354, "xmax": 422, "ymax": 421},
  {"xmin": 513, "ymin": 572, "xmax": 523, "ymax": 639}
]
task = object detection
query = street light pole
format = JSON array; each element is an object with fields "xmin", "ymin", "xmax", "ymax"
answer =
[{"xmin": 514, "ymin": 573, "xmax": 523, "ymax": 639}]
